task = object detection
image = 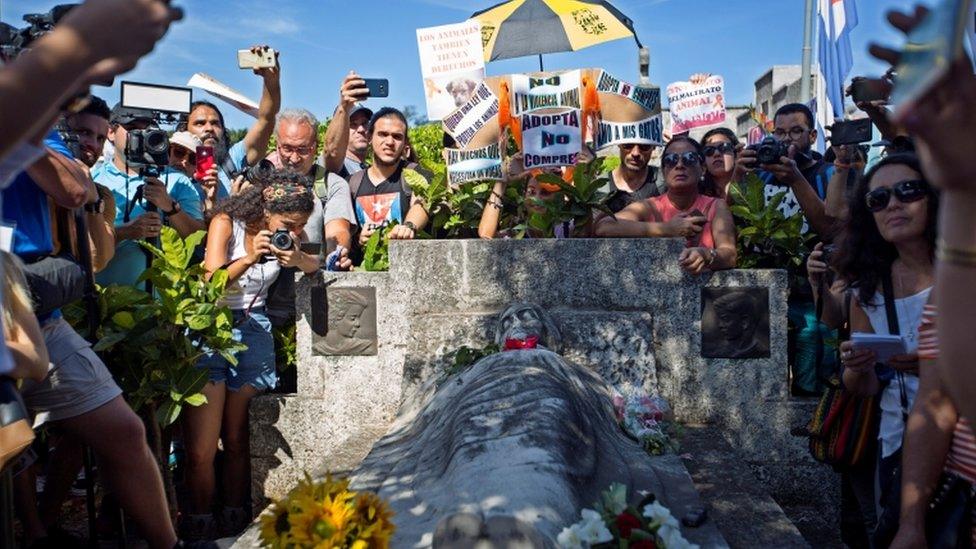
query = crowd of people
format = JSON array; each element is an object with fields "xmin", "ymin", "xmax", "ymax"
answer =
[{"xmin": 2, "ymin": 1, "xmax": 976, "ymax": 548}]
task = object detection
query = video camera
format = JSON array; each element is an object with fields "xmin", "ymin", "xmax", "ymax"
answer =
[
  {"xmin": 118, "ymin": 81, "xmax": 193, "ymax": 178},
  {"xmin": 0, "ymin": 4, "xmax": 77, "ymax": 63}
]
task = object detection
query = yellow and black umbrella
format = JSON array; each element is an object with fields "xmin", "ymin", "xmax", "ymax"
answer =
[{"xmin": 473, "ymin": 0, "xmax": 641, "ymax": 65}]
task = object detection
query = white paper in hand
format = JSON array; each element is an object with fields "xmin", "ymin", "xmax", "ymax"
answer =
[{"xmin": 851, "ymin": 332, "xmax": 908, "ymax": 364}]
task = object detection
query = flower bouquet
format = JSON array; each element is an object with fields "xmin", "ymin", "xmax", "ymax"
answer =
[
  {"xmin": 613, "ymin": 392, "xmax": 681, "ymax": 455},
  {"xmin": 259, "ymin": 474, "xmax": 395, "ymax": 548},
  {"xmin": 557, "ymin": 483, "xmax": 698, "ymax": 549}
]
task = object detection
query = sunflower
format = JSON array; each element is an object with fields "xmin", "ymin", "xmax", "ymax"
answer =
[
  {"xmin": 347, "ymin": 492, "xmax": 396, "ymax": 548},
  {"xmin": 258, "ymin": 501, "xmax": 291, "ymax": 548}
]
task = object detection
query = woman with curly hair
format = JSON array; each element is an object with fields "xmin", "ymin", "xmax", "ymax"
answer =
[
  {"xmin": 834, "ymin": 153, "xmax": 938, "ymax": 523},
  {"xmin": 181, "ymin": 169, "xmax": 319, "ymax": 539}
]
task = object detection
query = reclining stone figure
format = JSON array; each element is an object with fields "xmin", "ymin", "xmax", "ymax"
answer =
[{"xmin": 349, "ymin": 303, "xmax": 702, "ymax": 548}]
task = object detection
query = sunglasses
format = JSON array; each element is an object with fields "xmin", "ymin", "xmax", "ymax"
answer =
[
  {"xmin": 864, "ymin": 179, "xmax": 929, "ymax": 212},
  {"xmin": 169, "ymin": 146, "xmax": 196, "ymax": 164},
  {"xmin": 703, "ymin": 142, "xmax": 735, "ymax": 156},
  {"xmin": 662, "ymin": 151, "xmax": 703, "ymax": 169},
  {"xmin": 623, "ymin": 143, "xmax": 653, "ymax": 153}
]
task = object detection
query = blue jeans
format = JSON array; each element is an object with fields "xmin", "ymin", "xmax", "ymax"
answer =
[{"xmin": 197, "ymin": 308, "xmax": 276, "ymax": 392}]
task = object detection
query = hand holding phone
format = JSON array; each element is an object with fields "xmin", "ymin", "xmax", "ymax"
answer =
[
  {"xmin": 362, "ymin": 78, "xmax": 389, "ymax": 98},
  {"xmin": 194, "ymin": 146, "xmax": 215, "ymax": 181},
  {"xmin": 238, "ymin": 47, "xmax": 276, "ymax": 70}
]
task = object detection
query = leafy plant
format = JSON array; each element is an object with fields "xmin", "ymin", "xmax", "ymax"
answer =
[
  {"xmin": 68, "ymin": 227, "xmax": 245, "ymax": 426},
  {"xmin": 728, "ymin": 173, "xmax": 808, "ymax": 272},
  {"xmin": 274, "ymin": 322, "xmax": 297, "ymax": 373},
  {"xmin": 408, "ymin": 123, "xmax": 446, "ymax": 179},
  {"xmin": 529, "ymin": 158, "xmax": 613, "ymax": 237},
  {"xmin": 361, "ymin": 222, "xmax": 397, "ymax": 272}
]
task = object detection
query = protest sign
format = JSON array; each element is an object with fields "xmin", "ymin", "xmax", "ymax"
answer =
[
  {"xmin": 186, "ymin": 73, "xmax": 259, "ymax": 118},
  {"xmin": 666, "ymin": 75, "xmax": 726, "ymax": 134},
  {"xmin": 595, "ymin": 114, "xmax": 663, "ymax": 150},
  {"xmin": 511, "ymin": 69, "xmax": 582, "ymax": 115},
  {"xmin": 442, "ymin": 82, "xmax": 499, "ymax": 149},
  {"xmin": 521, "ymin": 110, "xmax": 582, "ymax": 169},
  {"xmin": 417, "ymin": 20, "xmax": 486, "ymax": 121},
  {"xmin": 595, "ymin": 70, "xmax": 661, "ymax": 113},
  {"xmin": 445, "ymin": 142, "xmax": 503, "ymax": 187}
]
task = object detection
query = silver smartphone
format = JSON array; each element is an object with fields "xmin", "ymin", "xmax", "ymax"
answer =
[{"xmin": 237, "ymin": 48, "xmax": 276, "ymax": 70}]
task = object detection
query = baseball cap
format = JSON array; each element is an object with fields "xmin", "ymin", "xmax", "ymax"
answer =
[
  {"xmin": 170, "ymin": 131, "xmax": 202, "ymax": 152},
  {"xmin": 109, "ymin": 103, "xmax": 154, "ymax": 126},
  {"xmin": 348, "ymin": 103, "xmax": 373, "ymax": 120}
]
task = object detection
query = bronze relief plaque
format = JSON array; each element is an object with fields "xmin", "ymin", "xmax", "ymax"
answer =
[
  {"xmin": 701, "ymin": 287, "xmax": 770, "ymax": 359},
  {"xmin": 312, "ymin": 286, "xmax": 378, "ymax": 356}
]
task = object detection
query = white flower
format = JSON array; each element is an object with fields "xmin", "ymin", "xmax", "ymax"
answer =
[
  {"xmin": 602, "ymin": 483, "xmax": 628, "ymax": 515},
  {"xmin": 656, "ymin": 523, "xmax": 699, "ymax": 549},
  {"xmin": 642, "ymin": 500, "xmax": 679, "ymax": 528},
  {"xmin": 557, "ymin": 525, "xmax": 585, "ymax": 549},
  {"xmin": 577, "ymin": 509, "xmax": 613, "ymax": 544}
]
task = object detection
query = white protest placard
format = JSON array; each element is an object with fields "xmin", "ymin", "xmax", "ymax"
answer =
[
  {"xmin": 416, "ymin": 20, "xmax": 486, "ymax": 121},
  {"xmin": 520, "ymin": 110, "xmax": 582, "ymax": 169},
  {"xmin": 666, "ymin": 75, "xmax": 726, "ymax": 134},
  {"xmin": 511, "ymin": 69, "xmax": 582, "ymax": 115},
  {"xmin": 595, "ymin": 70, "xmax": 661, "ymax": 113},
  {"xmin": 445, "ymin": 142, "xmax": 503, "ymax": 187},
  {"xmin": 442, "ymin": 82, "xmax": 499, "ymax": 149},
  {"xmin": 186, "ymin": 73, "xmax": 259, "ymax": 118},
  {"xmin": 595, "ymin": 114, "xmax": 663, "ymax": 150}
]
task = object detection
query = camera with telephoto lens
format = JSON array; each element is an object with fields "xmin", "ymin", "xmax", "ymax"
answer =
[
  {"xmin": 0, "ymin": 4, "xmax": 77, "ymax": 63},
  {"xmin": 747, "ymin": 136, "xmax": 790, "ymax": 165}
]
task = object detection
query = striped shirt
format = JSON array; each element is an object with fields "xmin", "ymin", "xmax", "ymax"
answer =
[{"xmin": 918, "ymin": 304, "xmax": 976, "ymax": 543}]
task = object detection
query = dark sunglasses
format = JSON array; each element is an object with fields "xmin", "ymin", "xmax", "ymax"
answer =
[
  {"xmin": 703, "ymin": 142, "xmax": 735, "ymax": 156},
  {"xmin": 623, "ymin": 143, "xmax": 653, "ymax": 153},
  {"xmin": 864, "ymin": 179, "xmax": 929, "ymax": 212},
  {"xmin": 662, "ymin": 151, "xmax": 703, "ymax": 169}
]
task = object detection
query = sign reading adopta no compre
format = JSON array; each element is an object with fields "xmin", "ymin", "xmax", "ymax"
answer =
[{"xmin": 521, "ymin": 110, "xmax": 582, "ymax": 169}]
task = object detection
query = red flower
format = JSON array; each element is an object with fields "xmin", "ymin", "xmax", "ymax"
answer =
[
  {"xmin": 503, "ymin": 336, "xmax": 538, "ymax": 350},
  {"xmin": 631, "ymin": 541, "xmax": 656, "ymax": 549},
  {"xmin": 615, "ymin": 512, "xmax": 642, "ymax": 538}
]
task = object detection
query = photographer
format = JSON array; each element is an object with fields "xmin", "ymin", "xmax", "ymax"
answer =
[
  {"xmin": 322, "ymin": 71, "xmax": 372, "ymax": 178},
  {"xmin": 736, "ymin": 103, "xmax": 834, "ymax": 238},
  {"xmin": 3, "ymin": 128, "xmax": 179, "ymax": 549},
  {"xmin": 181, "ymin": 170, "xmax": 319, "ymax": 539},
  {"xmin": 92, "ymin": 104, "xmax": 203, "ymax": 288},
  {"xmin": 177, "ymin": 45, "xmax": 280, "ymax": 198}
]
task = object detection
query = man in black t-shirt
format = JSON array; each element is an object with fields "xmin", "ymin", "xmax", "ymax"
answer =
[
  {"xmin": 347, "ymin": 107, "xmax": 431, "ymax": 247},
  {"xmin": 601, "ymin": 141, "xmax": 660, "ymax": 213}
]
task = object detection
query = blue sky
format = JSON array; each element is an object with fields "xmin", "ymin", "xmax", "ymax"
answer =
[{"xmin": 4, "ymin": 0, "xmax": 920, "ymax": 130}]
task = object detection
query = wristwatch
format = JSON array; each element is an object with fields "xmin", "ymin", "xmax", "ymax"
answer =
[
  {"xmin": 403, "ymin": 221, "xmax": 417, "ymax": 234},
  {"xmin": 162, "ymin": 201, "xmax": 182, "ymax": 216},
  {"xmin": 706, "ymin": 248, "xmax": 718, "ymax": 266},
  {"xmin": 84, "ymin": 198, "xmax": 104, "ymax": 214}
]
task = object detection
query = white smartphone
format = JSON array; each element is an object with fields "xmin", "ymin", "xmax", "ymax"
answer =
[{"xmin": 237, "ymin": 48, "xmax": 276, "ymax": 70}]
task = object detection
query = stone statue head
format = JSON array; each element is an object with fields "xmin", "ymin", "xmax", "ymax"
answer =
[
  {"xmin": 712, "ymin": 291, "xmax": 758, "ymax": 345},
  {"xmin": 493, "ymin": 303, "xmax": 561, "ymax": 351}
]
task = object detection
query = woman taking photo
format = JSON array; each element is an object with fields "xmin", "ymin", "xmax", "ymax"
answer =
[
  {"xmin": 595, "ymin": 136, "xmax": 737, "ymax": 274},
  {"xmin": 835, "ymin": 153, "xmax": 938, "ymax": 526},
  {"xmin": 699, "ymin": 127, "xmax": 740, "ymax": 202},
  {"xmin": 181, "ymin": 170, "xmax": 319, "ymax": 539}
]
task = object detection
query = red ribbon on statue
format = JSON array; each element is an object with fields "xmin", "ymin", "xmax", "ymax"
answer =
[{"xmin": 504, "ymin": 335, "xmax": 539, "ymax": 350}]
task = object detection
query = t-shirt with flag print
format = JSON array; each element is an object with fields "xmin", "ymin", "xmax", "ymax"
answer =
[{"xmin": 352, "ymin": 163, "xmax": 430, "ymax": 228}]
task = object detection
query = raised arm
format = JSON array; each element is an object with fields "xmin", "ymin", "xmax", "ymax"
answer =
[
  {"xmin": 322, "ymin": 72, "xmax": 367, "ymax": 173},
  {"xmin": 241, "ymin": 46, "xmax": 281, "ymax": 166}
]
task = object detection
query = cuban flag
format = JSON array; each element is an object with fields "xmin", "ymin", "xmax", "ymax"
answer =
[{"xmin": 817, "ymin": 0, "xmax": 858, "ymax": 120}]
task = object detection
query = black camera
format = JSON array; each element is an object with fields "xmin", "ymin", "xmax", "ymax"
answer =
[
  {"xmin": 0, "ymin": 4, "xmax": 77, "ymax": 62},
  {"xmin": 821, "ymin": 244, "xmax": 837, "ymax": 265},
  {"xmin": 125, "ymin": 126, "xmax": 170, "ymax": 177},
  {"xmin": 239, "ymin": 159, "xmax": 275, "ymax": 185},
  {"xmin": 270, "ymin": 229, "xmax": 294, "ymax": 251},
  {"xmin": 747, "ymin": 136, "xmax": 790, "ymax": 165}
]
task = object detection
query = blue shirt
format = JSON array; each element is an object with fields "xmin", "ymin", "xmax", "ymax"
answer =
[
  {"xmin": 92, "ymin": 160, "xmax": 202, "ymax": 288},
  {"xmin": 212, "ymin": 140, "xmax": 248, "ymax": 201},
  {"xmin": 1, "ymin": 132, "xmax": 73, "ymax": 261}
]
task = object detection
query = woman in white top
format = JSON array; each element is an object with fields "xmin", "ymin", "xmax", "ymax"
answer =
[
  {"xmin": 836, "ymin": 153, "xmax": 939, "ymax": 516},
  {"xmin": 182, "ymin": 170, "xmax": 320, "ymax": 539}
]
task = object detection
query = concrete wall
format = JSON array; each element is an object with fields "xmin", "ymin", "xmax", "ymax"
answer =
[{"xmin": 250, "ymin": 238, "xmax": 832, "ymax": 519}]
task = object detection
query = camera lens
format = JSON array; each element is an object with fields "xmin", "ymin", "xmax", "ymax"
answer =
[
  {"xmin": 271, "ymin": 230, "xmax": 293, "ymax": 250},
  {"xmin": 145, "ymin": 129, "xmax": 169, "ymax": 154}
]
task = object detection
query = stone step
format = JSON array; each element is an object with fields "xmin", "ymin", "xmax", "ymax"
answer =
[{"xmin": 680, "ymin": 424, "xmax": 812, "ymax": 549}]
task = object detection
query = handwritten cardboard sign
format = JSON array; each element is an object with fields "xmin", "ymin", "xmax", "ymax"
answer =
[
  {"xmin": 417, "ymin": 21, "xmax": 486, "ymax": 120},
  {"xmin": 666, "ymin": 75, "xmax": 726, "ymax": 134}
]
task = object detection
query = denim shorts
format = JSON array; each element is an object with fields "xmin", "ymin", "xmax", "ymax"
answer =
[{"xmin": 197, "ymin": 308, "xmax": 276, "ymax": 392}]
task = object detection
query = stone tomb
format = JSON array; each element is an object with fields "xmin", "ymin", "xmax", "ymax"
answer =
[{"xmin": 248, "ymin": 238, "xmax": 828, "ymax": 545}]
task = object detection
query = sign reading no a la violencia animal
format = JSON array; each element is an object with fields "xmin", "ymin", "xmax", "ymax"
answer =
[{"xmin": 666, "ymin": 75, "xmax": 726, "ymax": 134}]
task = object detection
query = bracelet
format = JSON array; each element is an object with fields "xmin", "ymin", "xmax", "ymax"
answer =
[
  {"xmin": 937, "ymin": 240, "xmax": 976, "ymax": 267},
  {"xmin": 706, "ymin": 248, "xmax": 717, "ymax": 266}
]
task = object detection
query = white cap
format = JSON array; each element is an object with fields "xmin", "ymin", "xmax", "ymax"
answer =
[{"xmin": 169, "ymin": 131, "xmax": 202, "ymax": 152}]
